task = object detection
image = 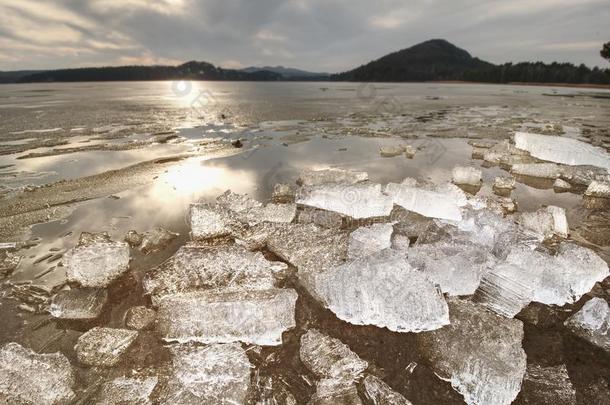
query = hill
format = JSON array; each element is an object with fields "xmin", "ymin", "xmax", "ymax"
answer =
[{"xmin": 241, "ymin": 66, "xmax": 329, "ymax": 79}]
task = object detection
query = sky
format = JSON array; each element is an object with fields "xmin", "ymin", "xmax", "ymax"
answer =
[{"xmin": 0, "ymin": 0, "xmax": 608, "ymax": 72}]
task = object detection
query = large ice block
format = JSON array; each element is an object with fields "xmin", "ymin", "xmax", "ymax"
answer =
[
  {"xmin": 63, "ymin": 236, "xmax": 130, "ymax": 288},
  {"xmin": 297, "ymin": 168, "xmax": 369, "ymax": 186},
  {"xmin": 518, "ymin": 205, "xmax": 569, "ymax": 239},
  {"xmin": 143, "ymin": 244, "xmax": 286, "ymax": 304},
  {"xmin": 384, "ymin": 183, "xmax": 462, "ymax": 221},
  {"xmin": 514, "ymin": 132, "xmax": 610, "ymax": 172},
  {"xmin": 49, "ymin": 288, "xmax": 108, "ymax": 320},
  {"xmin": 75, "ymin": 327, "xmax": 139, "ymax": 367},
  {"xmin": 452, "ymin": 166, "xmax": 482, "ymax": 186},
  {"xmin": 297, "ymin": 183, "xmax": 394, "ymax": 219},
  {"xmin": 362, "ymin": 375, "xmax": 413, "ymax": 405},
  {"xmin": 156, "ymin": 288, "xmax": 298, "ymax": 345},
  {"xmin": 564, "ymin": 297, "xmax": 610, "ymax": 353},
  {"xmin": 0, "ymin": 342, "xmax": 75, "ymax": 405},
  {"xmin": 407, "ymin": 239, "xmax": 496, "ymax": 296},
  {"xmin": 97, "ymin": 376, "xmax": 158, "ymax": 405},
  {"xmin": 312, "ymin": 251, "xmax": 450, "ymax": 332},
  {"xmin": 417, "ymin": 299, "xmax": 526, "ymax": 405},
  {"xmin": 189, "ymin": 203, "xmax": 242, "ymax": 240},
  {"xmin": 348, "ymin": 223, "xmax": 394, "ymax": 260}
]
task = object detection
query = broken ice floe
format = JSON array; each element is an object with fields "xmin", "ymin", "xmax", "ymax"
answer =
[
  {"xmin": 297, "ymin": 183, "xmax": 394, "ymax": 219},
  {"xmin": 239, "ymin": 203, "xmax": 297, "ymax": 226},
  {"xmin": 0, "ymin": 342, "xmax": 75, "ymax": 405},
  {"xmin": 407, "ymin": 239, "xmax": 496, "ymax": 296},
  {"xmin": 139, "ymin": 227, "xmax": 179, "ymax": 254},
  {"xmin": 564, "ymin": 297, "xmax": 610, "ymax": 353},
  {"xmin": 297, "ymin": 206, "xmax": 344, "ymax": 229},
  {"xmin": 505, "ymin": 244, "xmax": 609, "ymax": 306},
  {"xmin": 452, "ymin": 166, "xmax": 482, "ymax": 186},
  {"xmin": 511, "ymin": 163, "xmax": 562, "ymax": 179},
  {"xmin": 217, "ymin": 189, "xmax": 263, "ymax": 212},
  {"xmin": 144, "ymin": 244, "xmax": 287, "ymax": 304},
  {"xmin": 362, "ymin": 375, "xmax": 413, "ymax": 405},
  {"xmin": 97, "ymin": 376, "xmax": 158, "ymax": 405},
  {"xmin": 75, "ymin": 327, "xmax": 138, "ymax": 367},
  {"xmin": 297, "ymin": 168, "xmax": 368, "ymax": 186},
  {"xmin": 125, "ymin": 306, "xmax": 157, "ymax": 330},
  {"xmin": 519, "ymin": 364, "xmax": 576, "ymax": 405},
  {"xmin": 63, "ymin": 234, "xmax": 130, "ymax": 288},
  {"xmin": 312, "ymin": 251, "xmax": 450, "ymax": 332},
  {"xmin": 49, "ymin": 288, "xmax": 108, "ymax": 320},
  {"xmin": 189, "ymin": 203, "xmax": 241, "ymax": 240},
  {"xmin": 384, "ymin": 182, "xmax": 463, "ymax": 221},
  {"xmin": 553, "ymin": 178, "xmax": 572, "ymax": 192},
  {"xmin": 472, "ymin": 262, "xmax": 541, "ymax": 318},
  {"xmin": 160, "ymin": 343, "xmax": 251, "ymax": 404},
  {"xmin": 417, "ymin": 299, "xmax": 526, "ymax": 405},
  {"xmin": 156, "ymin": 288, "xmax": 298, "ymax": 345},
  {"xmin": 518, "ymin": 205, "xmax": 568, "ymax": 239},
  {"xmin": 585, "ymin": 180, "xmax": 610, "ymax": 198},
  {"xmin": 347, "ymin": 223, "xmax": 394, "ymax": 259},
  {"xmin": 514, "ymin": 131, "xmax": 610, "ymax": 172}
]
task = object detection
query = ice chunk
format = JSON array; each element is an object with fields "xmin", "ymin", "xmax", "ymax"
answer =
[
  {"xmin": 493, "ymin": 176, "xmax": 516, "ymax": 190},
  {"xmin": 384, "ymin": 183, "xmax": 462, "ymax": 221},
  {"xmin": 49, "ymin": 288, "xmax": 108, "ymax": 320},
  {"xmin": 298, "ymin": 207, "xmax": 344, "ymax": 228},
  {"xmin": 362, "ymin": 375, "xmax": 413, "ymax": 405},
  {"xmin": 483, "ymin": 140, "xmax": 532, "ymax": 166},
  {"xmin": 407, "ymin": 239, "xmax": 496, "ymax": 296},
  {"xmin": 216, "ymin": 189, "xmax": 262, "ymax": 212},
  {"xmin": 300, "ymin": 329, "xmax": 368, "ymax": 381},
  {"xmin": 125, "ymin": 306, "xmax": 156, "ymax": 330},
  {"xmin": 452, "ymin": 166, "xmax": 482, "ymax": 186},
  {"xmin": 239, "ymin": 203, "xmax": 297, "ymax": 226},
  {"xmin": 585, "ymin": 180, "xmax": 610, "ymax": 198},
  {"xmin": 162, "ymin": 343, "xmax": 251, "ymax": 405},
  {"xmin": 75, "ymin": 327, "xmax": 138, "ymax": 367},
  {"xmin": 189, "ymin": 203, "xmax": 241, "ymax": 240},
  {"xmin": 564, "ymin": 297, "xmax": 610, "ymax": 352},
  {"xmin": 297, "ymin": 168, "xmax": 368, "ymax": 186},
  {"xmin": 348, "ymin": 223, "xmax": 394, "ymax": 260},
  {"xmin": 297, "ymin": 183, "xmax": 394, "ymax": 219},
  {"xmin": 518, "ymin": 206, "xmax": 568, "ymax": 239},
  {"xmin": 519, "ymin": 364, "xmax": 576, "ymax": 405},
  {"xmin": 156, "ymin": 288, "xmax": 298, "ymax": 345},
  {"xmin": 64, "ymin": 236, "xmax": 130, "ymax": 288},
  {"xmin": 312, "ymin": 251, "xmax": 450, "ymax": 332},
  {"xmin": 514, "ymin": 131, "xmax": 610, "ymax": 171},
  {"xmin": 0, "ymin": 342, "xmax": 75, "ymax": 405},
  {"xmin": 97, "ymin": 376, "xmax": 158, "ymax": 405},
  {"xmin": 417, "ymin": 299, "xmax": 526, "ymax": 405},
  {"xmin": 553, "ymin": 178, "xmax": 571, "ymax": 192},
  {"xmin": 472, "ymin": 263, "xmax": 541, "ymax": 318},
  {"xmin": 308, "ymin": 380, "xmax": 363, "ymax": 405},
  {"xmin": 511, "ymin": 163, "xmax": 561, "ymax": 179},
  {"xmin": 139, "ymin": 227, "xmax": 178, "ymax": 254},
  {"xmin": 506, "ymin": 244, "xmax": 609, "ymax": 306},
  {"xmin": 272, "ymin": 183, "xmax": 296, "ymax": 203},
  {"xmin": 144, "ymin": 244, "xmax": 286, "ymax": 304}
]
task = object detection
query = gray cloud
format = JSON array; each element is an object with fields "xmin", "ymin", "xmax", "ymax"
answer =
[{"xmin": 0, "ymin": 0, "xmax": 608, "ymax": 72}]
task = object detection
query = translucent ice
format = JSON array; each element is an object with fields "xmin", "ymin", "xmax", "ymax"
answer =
[
  {"xmin": 493, "ymin": 176, "xmax": 516, "ymax": 190},
  {"xmin": 189, "ymin": 203, "xmax": 241, "ymax": 240},
  {"xmin": 297, "ymin": 168, "xmax": 369, "ymax": 186},
  {"xmin": 144, "ymin": 244, "xmax": 286, "ymax": 304},
  {"xmin": 407, "ymin": 239, "xmax": 496, "ymax": 296},
  {"xmin": 308, "ymin": 380, "xmax": 363, "ymax": 405},
  {"xmin": 511, "ymin": 163, "xmax": 561, "ymax": 179},
  {"xmin": 519, "ymin": 364, "xmax": 576, "ymax": 405},
  {"xmin": 139, "ymin": 227, "xmax": 179, "ymax": 254},
  {"xmin": 472, "ymin": 262, "xmax": 541, "ymax": 318},
  {"xmin": 239, "ymin": 203, "xmax": 297, "ymax": 226},
  {"xmin": 564, "ymin": 297, "xmax": 610, "ymax": 353},
  {"xmin": 417, "ymin": 299, "xmax": 526, "ymax": 405},
  {"xmin": 585, "ymin": 180, "xmax": 610, "ymax": 198},
  {"xmin": 362, "ymin": 375, "xmax": 413, "ymax": 405},
  {"xmin": 514, "ymin": 132, "xmax": 610, "ymax": 171},
  {"xmin": 63, "ymin": 236, "xmax": 130, "ymax": 288},
  {"xmin": 75, "ymin": 327, "xmax": 138, "ymax": 367},
  {"xmin": 0, "ymin": 342, "xmax": 75, "ymax": 405},
  {"xmin": 297, "ymin": 183, "xmax": 394, "ymax": 219},
  {"xmin": 49, "ymin": 288, "xmax": 108, "ymax": 320},
  {"xmin": 384, "ymin": 183, "xmax": 463, "ymax": 221},
  {"xmin": 348, "ymin": 223, "xmax": 394, "ymax": 260},
  {"xmin": 216, "ymin": 189, "xmax": 262, "ymax": 212},
  {"xmin": 156, "ymin": 288, "xmax": 298, "ymax": 345},
  {"xmin": 312, "ymin": 251, "xmax": 450, "ymax": 332},
  {"xmin": 97, "ymin": 376, "xmax": 158, "ymax": 405},
  {"xmin": 162, "ymin": 343, "xmax": 251, "ymax": 405},
  {"xmin": 452, "ymin": 166, "xmax": 482, "ymax": 186},
  {"xmin": 518, "ymin": 205, "xmax": 568, "ymax": 239}
]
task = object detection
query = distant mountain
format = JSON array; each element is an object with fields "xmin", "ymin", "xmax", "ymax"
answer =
[
  {"xmin": 241, "ymin": 66, "xmax": 329, "ymax": 79},
  {"xmin": 332, "ymin": 39, "xmax": 493, "ymax": 81},
  {"xmin": 332, "ymin": 39, "xmax": 610, "ymax": 84},
  {"xmin": 0, "ymin": 70, "xmax": 45, "ymax": 84},
  {"xmin": 16, "ymin": 61, "xmax": 282, "ymax": 83}
]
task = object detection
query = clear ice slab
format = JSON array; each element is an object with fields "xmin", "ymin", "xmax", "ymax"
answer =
[
  {"xmin": 75, "ymin": 327, "xmax": 138, "ymax": 367},
  {"xmin": 452, "ymin": 166, "xmax": 482, "ymax": 186},
  {"xmin": 312, "ymin": 251, "xmax": 450, "ymax": 332},
  {"xmin": 514, "ymin": 131, "xmax": 610, "ymax": 172},
  {"xmin": 417, "ymin": 298, "xmax": 526, "ymax": 405},
  {"xmin": 0, "ymin": 342, "xmax": 75, "ymax": 405},
  {"xmin": 362, "ymin": 375, "xmax": 413, "ymax": 405},
  {"xmin": 49, "ymin": 288, "xmax": 108, "ymax": 320},
  {"xmin": 156, "ymin": 288, "xmax": 298, "ymax": 345},
  {"xmin": 348, "ymin": 223, "xmax": 394, "ymax": 260},
  {"xmin": 564, "ymin": 297, "xmax": 610, "ymax": 353},
  {"xmin": 383, "ymin": 183, "xmax": 463, "ymax": 221}
]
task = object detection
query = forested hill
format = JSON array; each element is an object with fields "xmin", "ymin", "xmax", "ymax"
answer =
[
  {"xmin": 332, "ymin": 39, "xmax": 610, "ymax": 85},
  {"xmin": 16, "ymin": 61, "xmax": 282, "ymax": 83}
]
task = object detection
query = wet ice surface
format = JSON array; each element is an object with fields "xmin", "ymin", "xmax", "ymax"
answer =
[{"xmin": 1, "ymin": 82, "xmax": 610, "ymax": 404}]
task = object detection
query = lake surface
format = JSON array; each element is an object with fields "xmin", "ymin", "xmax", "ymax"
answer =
[{"xmin": 1, "ymin": 81, "xmax": 609, "ymax": 404}]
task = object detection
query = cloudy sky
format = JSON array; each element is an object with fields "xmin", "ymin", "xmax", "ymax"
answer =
[{"xmin": 0, "ymin": 0, "xmax": 608, "ymax": 72}]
